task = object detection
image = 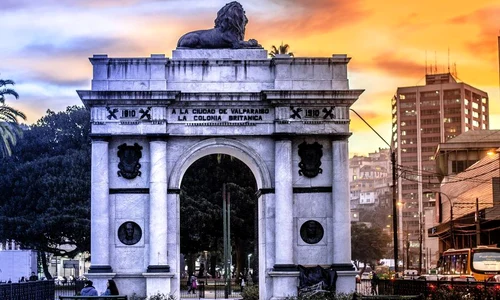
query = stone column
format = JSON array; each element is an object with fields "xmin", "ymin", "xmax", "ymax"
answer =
[
  {"xmin": 331, "ymin": 138, "xmax": 356, "ymax": 293},
  {"xmin": 274, "ymin": 139, "xmax": 293, "ymax": 267},
  {"xmin": 147, "ymin": 140, "xmax": 169, "ymax": 272},
  {"xmin": 271, "ymin": 139, "xmax": 299, "ymax": 300},
  {"xmin": 89, "ymin": 137, "xmax": 112, "ymax": 273}
]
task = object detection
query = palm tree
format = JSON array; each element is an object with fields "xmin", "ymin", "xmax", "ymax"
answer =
[
  {"xmin": 0, "ymin": 79, "xmax": 26, "ymax": 157},
  {"xmin": 269, "ymin": 42, "xmax": 294, "ymax": 57}
]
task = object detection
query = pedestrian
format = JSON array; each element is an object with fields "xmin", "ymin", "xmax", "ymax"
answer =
[
  {"xmin": 101, "ymin": 279, "xmax": 120, "ymax": 295},
  {"xmin": 240, "ymin": 277, "xmax": 246, "ymax": 292},
  {"xmin": 187, "ymin": 273, "xmax": 194, "ymax": 294},
  {"xmin": 191, "ymin": 275, "xmax": 198, "ymax": 294},
  {"xmin": 29, "ymin": 272, "xmax": 38, "ymax": 281},
  {"xmin": 81, "ymin": 280, "xmax": 98, "ymax": 296},
  {"xmin": 370, "ymin": 271, "xmax": 379, "ymax": 295}
]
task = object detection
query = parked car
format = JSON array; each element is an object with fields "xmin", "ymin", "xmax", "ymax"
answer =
[
  {"xmin": 416, "ymin": 275, "xmax": 443, "ymax": 281},
  {"xmin": 439, "ymin": 275, "xmax": 476, "ymax": 282}
]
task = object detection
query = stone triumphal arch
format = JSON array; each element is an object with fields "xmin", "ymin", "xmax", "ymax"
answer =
[{"xmin": 78, "ymin": 5, "xmax": 363, "ymax": 299}]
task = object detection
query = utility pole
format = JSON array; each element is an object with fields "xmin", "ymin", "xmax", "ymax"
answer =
[
  {"xmin": 419, "ymin": 212, "xmax": 423, "ymax": 274},
  {"xmin": 391, "ymin": 151, "xmax": 399, "ymax": 273},
  {"xmin": 450, "ymin": 201, "xmax": 454, "ymax": 249},
  {"xmin": 351, "ymin": 108, "xmax": 398, "ymax": 273},
  {"xmin": 223, "ymin": 184, "xmax": 231, "ymax": 298},
  {"xmin": 475, "ymin": 198, "xmax": 481, "ymax": 246}
]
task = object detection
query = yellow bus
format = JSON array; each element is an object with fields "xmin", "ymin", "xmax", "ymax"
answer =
[{"xmin": 438, "ymin": 246, "xmax": 500, "ymax": 281}]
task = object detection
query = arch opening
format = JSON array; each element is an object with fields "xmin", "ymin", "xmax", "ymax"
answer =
[{"xmin": 179, "ymin": 154, "xmax": 258, "ymax": 298}]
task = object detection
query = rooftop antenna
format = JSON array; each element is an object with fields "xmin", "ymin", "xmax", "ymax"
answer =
[
  {"xmin": 425, "ymin": 51, "xmax": 428, "ymax": 75},
  {"xmin": 434, "ymin": 51, "xmax": 437, "ymax": 74},
  {"xmin": 448, "ymin": 47, "xmax": 450, "ymax": 73}
]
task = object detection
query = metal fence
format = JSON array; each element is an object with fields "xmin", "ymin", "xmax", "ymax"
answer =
[
  {"xmin": 0, "ymin": 279, "xmax": 86, "ymax": 300},
  {"xmin": 179, "ymin": 278, "xmax": 248, "ymax": 299},
  {"xmin": 357, "ymin": 278, "xmax": 500, "ymax": 298},
  {"xmin": 0, "ymin": 280, "xmax": 54, "ymax": 300}
]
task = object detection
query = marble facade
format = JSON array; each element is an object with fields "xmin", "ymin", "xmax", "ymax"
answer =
[{"xmin": 78, "ymin": 48, "xmax": 363, "ymax": 299}]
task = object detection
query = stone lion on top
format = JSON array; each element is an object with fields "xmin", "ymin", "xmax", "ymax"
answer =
[{"xmin": 177, "ymin": 1, "xmax": 261, "ymax": 49}]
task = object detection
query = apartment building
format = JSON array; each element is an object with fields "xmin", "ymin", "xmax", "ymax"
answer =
[{"xmin": 391, "ymin": 73, "xmax": 489, "ymax": 268}]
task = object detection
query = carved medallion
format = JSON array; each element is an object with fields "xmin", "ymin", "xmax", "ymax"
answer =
[
  {"xmin": 300, "ymin": 220, "xmax": 324, "ymax": 244},
  {"xmin": 118, "ymin": 221, "xmax": 142, "ymax": 245},
  {"xmin": 298, "ymin": 142, "xmax": 323, "ymax": 178},
  {"xmin": 117, "ymin": 143, "xmax": 143, "ymax": 179}
]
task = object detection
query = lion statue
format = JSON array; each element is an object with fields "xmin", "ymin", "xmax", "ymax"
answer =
[{"xmin": 177, "ymin": 1, "xmax": 261, "ymax": 49}]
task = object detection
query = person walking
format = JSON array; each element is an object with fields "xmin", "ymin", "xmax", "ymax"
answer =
[
  {"xmin": 370, "ymin": 271, "xmax": 379, "ymax": 295},
  {"xmin": 101, "ymin": 279, "xmax": 120, "ymax": 295},
  {"xmin": 187, "ymin": 273, "xmax": 195, "ymax": 294},
  {"xmin": 191, "ymin": 275, "xmax": 198, "ymax": 294},
  {"xmin": 81, "ymin": 280, "xmax": 98, "ymax": 296},
  {"xmin": 29, "ymin": 272, "xmax": 38, "ymax": 281}
]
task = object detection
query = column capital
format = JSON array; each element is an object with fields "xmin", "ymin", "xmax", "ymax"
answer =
[
  {"xmin": 147, "ymin": 265, "xmax": 171, "ymax": 273},
  {"xmin": 88, "ymin": 265, "xmax": 113, "ymax": 273},
  {"xmin": 90, "ymin": 134, "xmax": 112, "ymax": 142},
  {"xmin": 147, "ymin": 133, "xmax": 170, "ymax": 142},
  {"xmin": 272, "ymin": 133, "xmax": 295, "ymax": 141}
]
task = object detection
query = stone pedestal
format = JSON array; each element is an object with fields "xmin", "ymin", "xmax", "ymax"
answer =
[
  {"xmin": 86, "ymin": 273, "xmax": 116, "ymax": 296},
  {"xmin": 143, "ymin": 273, "xmax": 175, "ymax": 297},
  {"xmin": 335, "ymin": 271, "xmax": 358, "ymax": 294},
  {"xmin": 269, "ymin": 271, "xmax": 300, "ymax": 300}
]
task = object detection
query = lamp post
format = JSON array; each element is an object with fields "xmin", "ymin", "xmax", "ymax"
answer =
[
  {"xmin": 350, "ymin": 108, "xmax": 398, "ymax": 273},
  {"xmin": 423, "ymin": 191, "xmax": 454, "ymax": 249},
  {"xmin": 247, "ymin": 254, "xmax": 252, "ymax": 276}
]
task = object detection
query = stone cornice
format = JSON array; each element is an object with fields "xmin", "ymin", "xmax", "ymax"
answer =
[
  {"xmin": 78, "ymin": 90, "xmax": 178, "ymax": 108},
  {"xmin": 177, "ymin": 92, "xmax": 263, "ymax": 102},
  {"xmin": 263, "ymin": 90, "xmax": 365, "ymax": 106},
  {"xmin": 272, "ymin": 55, "xmax": 351, "ymax": 65}
]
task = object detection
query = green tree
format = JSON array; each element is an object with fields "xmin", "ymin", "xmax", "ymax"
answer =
[
  {"xmin": 0, "ymin": 79, "xmax": 26, "ymax": 157},
  {"xmin": 0, "ymin": 106, "xmax": 90, "ymax": 279},
  {"xmin": 180, "ymin": 154, "xmax": 256, "ymax": 277},
  {"xmin": 269, "ymin": 42, "xmax": 294, "ymax": 57},
  {"xmin": 351, "ymin": 223, "xmax": 391, "ymax": 273}
]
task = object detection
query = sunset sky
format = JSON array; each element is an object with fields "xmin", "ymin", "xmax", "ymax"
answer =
[{"xmin": 2, "ymin": 0, "xmax": 499, "ymax": 156}]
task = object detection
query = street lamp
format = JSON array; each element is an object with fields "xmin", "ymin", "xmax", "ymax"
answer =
[
  {"xmin": 247, "ymin": 254, "xmax": 253, "ymax": 276},
  {"xmin": 423, "ymin": 191, "xmax": 454, "ymax": 249},
  {"xmin": 350, "ymin": 108, "xmax": 398, "ymax": 273}
]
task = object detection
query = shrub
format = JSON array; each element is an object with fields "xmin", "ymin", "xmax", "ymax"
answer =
[
  {"xmin": 285, "ymin": 292, "xmax": 357, "ymax": 300},
  {"xmin": 242, "ymin": 285, "xmax": 259, "ymax": 300},
  {"xmin": 148, "ymin": 292, "xmax": 176, "ymax": 300}
]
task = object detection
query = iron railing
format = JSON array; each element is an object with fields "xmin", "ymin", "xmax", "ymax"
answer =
[{"xmin": 357, "ymin": 278, "xmax": 500, "ymax": 298}]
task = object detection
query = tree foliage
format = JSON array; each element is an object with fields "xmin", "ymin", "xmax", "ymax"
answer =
[
  {"xmin": 0, "ymin": 79, "xmax": 26, "ymax": 157},
  {"xmin": 0, "ymin": 106, "xmax": 91, "ymax": 261},
  {"xmin": 269, "ymin": 42, "xmax": 294, "ymax": 57},
  {"xmin": 351, "ymin": 223, "xmax": 391, "ymax": 269},
  {"xmin": 180, "ymin": 154, "xmax": 256, "ymax": 275}
]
